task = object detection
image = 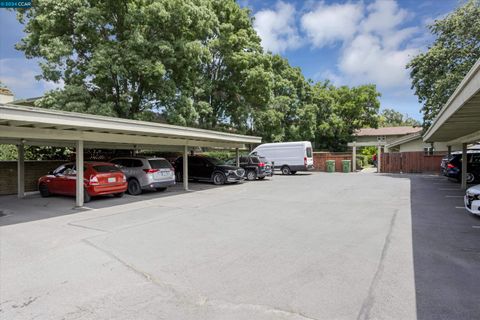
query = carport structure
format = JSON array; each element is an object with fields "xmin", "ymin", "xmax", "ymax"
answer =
[
  {"xmin": 0, "ymin": 104, "xmax": 261, "ymax": 206},
  {"xmin": 424, "ymin": 58, "xmax": 480, "ymax": 189}
]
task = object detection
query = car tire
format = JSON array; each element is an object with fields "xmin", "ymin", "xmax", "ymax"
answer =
[
  {"xmin": 39, "ymin": 183, "xmax": 50, "ymax": 197},
  {"xmin": 128, "ymin": 179, "xmax": 142, "ymax": 195},
  {"xmin": 466, "ymin": 172, "xmax": 476, "ymax": 183},
  {"xmin": 291, "ymin": 171, "xmax": 297, "ymax": 175},
  {"xmin": 258, "ymin": 176, "xmax": 266, "ymax": 180},
  {"xmin": 213, "ymin": 172, "xmax": 226, "ymax": 185},
  {"xmin": 84, "ymin": 189, "xmax": 92, "ymax": 203},
  {"xmin": 113, "ymin": 192, "xmax": 124, "ymax": 198},
  {"xmin": 156, "ymin": 187, "xmax": 167, "ymax": 192},
  {"xmin": 281, "ymin": 166, "xmax": 291, "ymax": 175},
  {"xmin": 246, "ymin": 170, "xmax": 257, "ymax": 181}
]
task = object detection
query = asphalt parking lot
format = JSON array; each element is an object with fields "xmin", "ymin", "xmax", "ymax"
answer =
[{"xmin": 1, "ymin": 172, "xmax": 480, "ymax": 320}]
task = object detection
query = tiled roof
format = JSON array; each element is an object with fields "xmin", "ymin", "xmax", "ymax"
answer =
[{"xmin": 355, "ymin": 126, "xmax": 422, "ymax": 137}]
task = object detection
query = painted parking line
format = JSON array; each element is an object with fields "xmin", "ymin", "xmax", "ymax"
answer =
[
  {"xmin": 439, "ymin": 188, "xmax": 462, "ymax": 191},
  {"xmin": 445, "ymin": 195, "xmax": 464, "ymax": 198},
  {"xmin": 455, "ymin": 206, "xmax": 465, "ymax": 209},
  {"xmin": 472, "ymin": 226, "xmax": 480, "ymax": 229}
]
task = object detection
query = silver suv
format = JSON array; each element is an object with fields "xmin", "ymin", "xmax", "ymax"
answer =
[{"xmin": 110, "ymin": 157, "xmax": 175, "ymax": 195}]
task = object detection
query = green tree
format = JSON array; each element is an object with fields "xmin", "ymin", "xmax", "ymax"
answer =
[
  {"xmin": 17, "ymin": 0, "xmax": 217, "ymax": 120},
  {"xmin": 379, "ymin": 108, "xmax": 421, "ymax": 127},
  {"xmin": 407, "ymin": 0, "xmax": 480, "ymax": 127}
]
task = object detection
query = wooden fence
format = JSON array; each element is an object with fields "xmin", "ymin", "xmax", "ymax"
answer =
[
  {"xmin": 381, "ymin": 152, "xmax": 444, "ymax": 174},
  {"xmin": 313, "ymin": 152, "xmax": 352, "ymax": 172}
]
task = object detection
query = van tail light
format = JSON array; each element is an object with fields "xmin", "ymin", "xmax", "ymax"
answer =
[
  {"xmin": 447, "ymin": 163, "xmax": 456, "ymax": 169},
  {"xmin": 122, "ymin": 175, "xmax": 127, "ymax": 182},
  {"xmin": 304, "ymin": 157, "xmax": 307, "ymax": 166},
  {"xmin": 258, "ymin": 162, "xmax": 265, "ymax": 167},
  {"xmin": 143, "ymin": 169, "xmax": 159, "ymax": 174},
  {"xmin": 89, "ymin": 176, "xmax": 99, "ymax": 185}
]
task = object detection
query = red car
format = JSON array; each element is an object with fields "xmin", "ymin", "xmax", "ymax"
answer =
[{"xmin": 38, "ymin": 162, "xmax": 127, "ymax": 202}]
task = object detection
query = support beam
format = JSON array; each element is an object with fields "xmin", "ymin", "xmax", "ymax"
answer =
[
  {"xmin": 75, "ymin": 140, "xmax": 84, "ymax": 207},
  {"xmin": 17, "ymin": 143, "xmax": 25, "ymax": 199},
  {"xmin": 352, "ymin": 143, "xmax": 356, "ymax": 172},
  {"xmin": 183, "ymin": 145, "xmax": 189, "ymax": 191},
  {"xmin": 461, "ymin": 143, "xmax": 467, "ymax": 189},
  {"xmin": 235, "ymin": 148, "xmax": 240, "ymax": 167},
  {"xmin": 377, "ymin": 145, "xmax": 382, "ymax": 173},
  {"xmin": 448, "ymin": 145, "xmax": 452, "ymax": 158}
]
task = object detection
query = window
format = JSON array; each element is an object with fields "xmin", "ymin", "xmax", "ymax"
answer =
[
  {"xmin": 111, "ymin": 159, "xmax": 130, "ymax": 167},
  {"xmin": 424, "ymin": 147, "xmax": 434, "ymax": 156},
  {"xmin": 250, "ymin": 156, "xmax": 260, "ymax": 164},
  {"xmin": 306, "ymin": 147, "xmax": 312, "ymax": 157},
  {"xmin": 53, "ymin": 163, "xmax": 74, "ymax": 175},
  {"xmin": 132, "ymin": 159, "xmax": 143, "ymax": 167},
  {"xmin": 148, "ymin": 159, "xmax": 173, "ymax": 169},
  {"xmin": 93, "ymin": 165, "xmax": 120, "ymax": 173}
]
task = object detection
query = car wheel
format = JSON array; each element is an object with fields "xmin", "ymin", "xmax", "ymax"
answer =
[
  {"xmin": 291, "ymin": 171, "xmax": 297, "ymax": 175},
  {"xmin": 258, "ymin": 176, "xmax": 266, "ymax": 180},
  {"xmin": 156, "ymin": 187, "xmax": 167, "ymax": 192},
  {"xmin": 113, "ymin": 192, "xmax": 124, "ymax": 198},
  {"xmin": 246, "ymin": 170, "xmax": 257, "ymax": 181},
  {"xmin": 39, "ymin": 183, "xmax": 50, "ymax": 197},
  {"xmin": 466, "ymin": 172, "xmax": 475, "ymax": 183},
  {"xmin": 213, "ymin": 172, "xmax": 226, "ymax": 185},
  {"xmin": 84, "ymin": 189, "xmax": 92, "ymax": 203},
  {"xmin": 128, "ymin": 179, "xmax": 142, "ymax": 195},
  {"xmin": 281, "ymin": 166, "xmax": 291, "ymax": 175}
]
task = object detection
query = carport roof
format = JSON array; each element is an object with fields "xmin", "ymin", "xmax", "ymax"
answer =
[
  {"xmin": 424, "ymin": 58, "xmax": 480, "ymax": 144},
  {"xmin": 0, "ymin": 104, "xmax": 262, "ymax": 149}
]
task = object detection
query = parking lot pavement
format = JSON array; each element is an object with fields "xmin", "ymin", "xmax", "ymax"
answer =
[{"xmin": 1, "ymin": 172, "xmax": 479, "ymax": 320}]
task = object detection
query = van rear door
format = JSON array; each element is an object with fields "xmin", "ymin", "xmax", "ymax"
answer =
[{"xmin": 306, "ymin": 146, "xmax": 314, "ymax": 169}]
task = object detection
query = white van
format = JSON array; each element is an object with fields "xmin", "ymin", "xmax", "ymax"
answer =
[{"xmin": 250, "ymin": 141, "xmax": 314, "ymax": 175}]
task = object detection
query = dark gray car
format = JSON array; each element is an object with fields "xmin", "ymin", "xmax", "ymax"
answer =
[{"xmin": 110, "ymin": 157, "xmax": 175, "ymax": 195}]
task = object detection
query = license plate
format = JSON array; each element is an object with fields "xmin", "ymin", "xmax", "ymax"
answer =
[
  {"xmin": 108, "ymin": 177, "xmax": 116, "ymax": 183},
  {"xmin": 154, "ymin": 171, "xmax": 170, "ymax": 179}
]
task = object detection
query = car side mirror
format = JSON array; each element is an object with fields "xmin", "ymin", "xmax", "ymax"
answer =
[{"xmin": 48, "ymin": 170, "xmax": 54, "ymax": 175}]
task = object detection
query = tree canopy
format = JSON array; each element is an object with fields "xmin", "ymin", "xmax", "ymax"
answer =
[
  {"xmin": 407, "ymin": 0, "xmax": 480, "ymax": 127},
  {"xmin": 16, "ymin": 0, "xmax": 383, "ymax": 151},
  {"xmin": 378, "ymin": 108, "xmax": 421, "ymax": 127}
]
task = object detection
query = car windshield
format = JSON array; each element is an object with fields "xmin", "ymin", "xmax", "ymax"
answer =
[{"xmin": 205, "ymin": 157, "xmax": 225, "ymax": 165}]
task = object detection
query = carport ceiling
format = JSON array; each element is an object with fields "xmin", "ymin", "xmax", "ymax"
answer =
[
  {"xmin": 424, "ymin": 58, "xmax": 480, "ymax": 144},
  {"xmin": 0, "ymin": 104, "xmax": 261, "ymax": 149}
]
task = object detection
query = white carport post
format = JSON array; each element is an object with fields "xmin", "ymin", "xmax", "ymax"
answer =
[
  {"xmin": 17, "ymin": 143, "xmax": 25, "ymax": 198},
  {"xmin": 183, "ymin": 144, "xmax": 189, "ymax": 191},
  {"xmin": 461, "ymin": 143, "xmax": 467, "ymax": 189},
  {"xmin": 235, "ymin": 148, "xmax": 240, "ymax": 166},
  {"xmin": 75, "ymin": 140, "xmax": 84, "ymax": 207},
  {"xmin": 377, "ymin": 144, "xmax": 382, "ymax": 173},
  {"xmin": 352, "ymin": 142, "xmax": 356, "ymax": 172}
]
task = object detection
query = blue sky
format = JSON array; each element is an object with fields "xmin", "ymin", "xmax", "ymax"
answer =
[{"xmin": 0, "ymin": 0, "xmax": 462, "ymax": 118}]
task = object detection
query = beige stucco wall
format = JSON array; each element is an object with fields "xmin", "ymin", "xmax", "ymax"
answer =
[
  {"xmin": 0, "ymin": 94, "xmax": 14, "ymax": 104},
  {"xmin": 395, "ymin": 139, "xmax": 450, "ymax": 152},
  {"xmin": 355, "ymin": 135, "xmax": 404, "ymax": 145}
]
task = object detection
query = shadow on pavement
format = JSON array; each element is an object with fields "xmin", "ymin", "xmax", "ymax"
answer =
[
  {"xmin": 0, "ymin": 181, "xmax": 233, "ymax": 226},
  {"xmin": 387, "ymin": 173, "xmax": 480, "ymax": 320}
]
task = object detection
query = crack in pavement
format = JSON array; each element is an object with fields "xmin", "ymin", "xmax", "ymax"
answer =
[
  {"xmin": 82, "ymin": 238, "xmax": 319, "ymax": 319},
  {"xmin": 356, "ymin": 210, "xmax": 398, "ymax": 320}
]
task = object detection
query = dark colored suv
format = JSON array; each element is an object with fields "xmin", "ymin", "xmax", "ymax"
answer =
[
  {"xmin": 226, "ymin": 155, "xmax": 271, "ymax": 181},
  {"xmin": 446, "ymin": 152, "xmax": 480, "ymax": 183},
  {"xmin": 174, "ymin": 156, "xmax": 245, "ymax": 185}
]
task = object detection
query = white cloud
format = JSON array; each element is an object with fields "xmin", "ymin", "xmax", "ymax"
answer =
[
  {"xmin": 0, "ymin": 58, "xmax": 63, "ymax": 99},
  {"xmin": 300, "ymin": 0, "xmax": 422, "ymax": 89},
  {"xmin": 300, "ymin": 2, "xmax": 363, "ymax": 48},
  {"xmin": 253, "ymin": 1, "xmax": 302, "ymax": 53},
  {"xmin": 339, "ymin": 34, "xmax": 419, "ymax": 87}
]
